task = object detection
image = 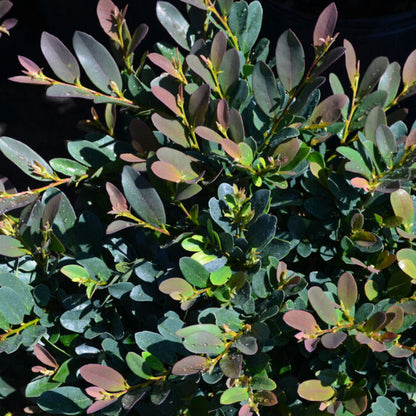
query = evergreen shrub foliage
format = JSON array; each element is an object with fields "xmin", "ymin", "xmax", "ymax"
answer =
[{"xmin": 1, "ymin": 0, "xmax": 416, "ymax": 414}]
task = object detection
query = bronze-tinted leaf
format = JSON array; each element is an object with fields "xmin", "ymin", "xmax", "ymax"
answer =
[
  {"xmin": 363, "ymin": 311, "xmax": 386, "ymax": 333},
  {"xmin": 378, "ymin": 62, "xmax": 401, "ymax": 105},
  {"xmin": 228, "ymin": 109, "xmax": 245, "ymax": 143},
  {"xmin": 304, "ymin": 338, "xmax": 320, "ymax": 352},
  {"xmin": 239, "ymin": 403, "xmax": 254, "ymax": 416},
  {"xmin": 283, "ymin": 310, "xmax": 319, "ymax": 335},
  {"xmin": 343, "ymin": 388, "xmax": 367, "ymax": 416},
  {"xmin": 351, "ymin": 230, "xmax": 377, "ymax": 247},
  {"xmin": 17, "ymin": 55, "xmax": 42, "ymax": 74},
  {"xmin": 106, "ymin": 182, "xmax": 128, "ymax": 213},
  {"xmin": 106, "ymin": 220, "xmax": 135, "ymax": 235},
  {"xmin": 390, "ymin": 189, "xmax": 414, "ymax": 230},
  {"xmin": 364, "ymin": 106, "xmax": 386, "ymax": 144},
  {"xmin": 151, "ymin": 161, "xmax": 184, "ymax": 183},
  {"xmin": 129, "ymin": 118, "xmax": 160, "ymax": 153},
  {"xmin": 128, "ymin": 24, "xmax": 149, "ymax": 55},
  {"xmin": 344, "ymin": 39, "xmax": 357, "ymax": 86},
  {"xmin": 186, "ymin": 55, "xmax": 216, "ymax": 89},
  {"xmin": 218, "ymin": 49, "xmax": 240, "ymax": 94},
  {"xmin": 252, "ymin": 61, "xmax": 280, "ymax": 116},
  {"xmin": 276, "ymin": 29, "xmax": 305, "ymax": 92},
  {"xmin": 210, "ymin": 31, "xmax": 227, "ymax": 70},
  {"xmin": 273, "ymin": 138, "xmax": 300, "ymax": 165},
  {"xmin": 33, "ymin": 344, "xmax": 58, "ymax": 368},
  {"xmin": 337, "ymin": 272, "xmax": 357, "ymax": 310},
  {"xmin": 86, "ymin": 398, "xmax": 118, "ymax": 415},
  {"xmin": 310, "ymin": 94, "xmax": 348, "ymax": 123},
  {"xmin": 321, "ymin": 332, "xmax": 347, "ymax": 349},
  {"xmin": 311, "ymin": 46, "xmax": 345, "ymax": 77},
  {"xmin": 357, "ymin": 56, "xmax": 389, "ymax": 99},
  {"xmin": 350, "ymin": 213, "xmax": 364, "ymax": 231},
  {"xmin": 151, "ymin": 86, "xmax": 180, "ymax": 116},
  {"xmin": 234, "ymin": 335, "xmax": 258, "ymax": 356},
  {"xmin": 313, "ymin": 2, "xmax": 338, "ymax": 47},
  {"xmin": 159, "ymin": 278, "xmax": 193, "ymax": 300},
  {"xmin": 0, "ymin": 0, "xmax": 12, "ymax": 19},
  {"xmin": 298, "ymin": 379, "xmax": 335, "ymax": 401},
  {"xmin": 151, "ymin": 113, "xmax": 190, "ymax": 147},
  {"xmin": 217, "ymin": 99, "xmax": 230, "ymax": 130},
  {"xmin": 79, "ymin": 364, "xmax": 128, "ymax": 392},
  {"xmin": 147, "ymin": 53, "xmax": 178, "ymax": 79},
  {"xmin": 387, "ymin": 344, "xmax": 413, "ymax": 358},
  {"xmin": 171, "ymin": 355, "xmax": 208, "ymax": 376},
  {"xmin": 219, "ymin": 354, "xmax": 243, "ymax": 378},
  {"xmin": 221, "ymin": 139, "xmax": 242, "ymax": 160},
  {"xmin": 188, "ymin": 84, "xmax": 210, "ymax": 127},
  {"xmin": 385, "ymin": 305, "xmax": 404, "ymax": 332},
  {"xmin": 405, "ymin": 128, "xmax": 416, "ymax": 148},
  {"xmin": 195, "ymin": 126, "xmax": 223, "ymax": 143},
  {"xmin": 254, "ymin": 390, "xmax": 278, "ymax": 407},
  {"xmin": 403, "ymin": 48, "xmax": 416, "ymax": 86},
  {"xmin": 0, "ymin": 193, "xmax": 38, "ymax": 216},
  {"xmin": 42, "ymin": 192, "xmax": 63, "ymax": 228},
  {"xmin": 96, "ymin": 0, "xmax": 119, "ymax": 40},
  {"xmin": 308, "ymin": 286, "xmax": 339, "ymax": 325}
]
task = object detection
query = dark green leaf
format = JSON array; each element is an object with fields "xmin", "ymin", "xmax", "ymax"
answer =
[
  {"xmin": 152, "ymin": 113, "xmax": 190, "ymax": 147},
  {"xmin": 179, "ymin": 257, "xmax": 210, "ymax": 288},
  {"xmin": 252, "ymin": 61, "xmax": 280, "ymax": 117},
  {"xmin": 375, "ymin": 124, "xmax": 397, "ymax": 168},
  {"xmin": 126, "ymin": 352, "xmax": 152, "ymax": 379},
  {"xmin": 49, "ymin": 158, "xmax": 88, "ymax": 177},
  {"xmin": 357, "ymin": 56, "xmax": 389, "ymax": 99},
  {"xmin": 218, "ymin": 49, "xmax": 240, "ymax": 94},
  {"xmin": 246, "ymin": 214, "xmax": 277, "ymax": 249},
  {"xmin": 46, "ymin": 84, "xmax": 97, "ymax": 99},
  {"xmin": 378, "ymin": 62, "xmax": 401, "ymax": 105},
  {"xmin": 38, "ymin": 387, "xmax": 92, "ymax": 415},
  {"xmin": 0, "ymin": 287, "xmax": 26, "ymax": 324}
]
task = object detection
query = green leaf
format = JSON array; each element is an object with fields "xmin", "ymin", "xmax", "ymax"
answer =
[
  {"xmin": 186, "ymin": 55, "xmax": 216, "ymax": 89},
  {"xmin": 219, "ymin": 354, "xmax": 243, "ymax": 378},
  {"xmin": 390, "ymin": 189, "xmax": 414, "ymax": 230},
  {"xmin": 234, "ymin": 335, "xmax": 258, "ymax": 355},
  {"xmin": 364, "ymin": 106, "xmax": 386, "ymax": 144},
  {"xmin": 0, "ymin": 136, "xmax": 54, "ymax": 181},
  {"xmin": 73, "ymin": 31, "xmax": 122, "ymax": 94},
  {"xmin": 122, "ymin": 166, "xmax": 166, "ymax": 228},
  {"xmin": 252, "ymin": 61, "xmax": 280, "ymax": 117},
  {"xmin": 25, "ymin": 377, "xmax": 61, "ymax": 398},
  {"xmin": 246, "ymin": 214, "xmax": 277, "ymax": 249},
  {"xmin": 368, "ymin": 396, "xmax": 397, "ymax": 416},
  {"xmin": 183, "ymin": 331, "xmax": 225, "ymax": 354},
  {"xmin": 378, "ymin": 62, "xmax": 401, "ymax": 105},
  {"xmin": 67, "ymin": 140, "xmax": 112, "ymax": 168},
  {"xmin": 0, "ymin": 235, "xmax": 26, "ymax": 257},
  {"xmin": 210, "ymin": 266, "xmax": 232, "ymax": 286},
  {"xmin": 389, "ymin": 370, "xmax": 416, "ymax": 393},
  {"xmin": 218, "ymin": 49, "xmax": 240, "ymax": 95},
  {"xmin": 60, "ymin": 265, "xmax": 90, "ymax": 283},
  {"xmin": 357, "ymin": 56, "xmax": 389, "ymax": 99},
  {"xmin": 38, "ymin": 386, "xmax": 92, "ymax": 415},
  {"xmin": 46, "ymin": 84, "xmax": 97, "ymax": 99},
  {"xmin": 159, "ymin": 278, "xmax": 194, "ymax": 300},
  {"xmin": 337, "ymin": 146, "xmax": 373, "ymax": 179},
  {"xmin": 41, "ymin": 32, "xmax": 80, "ymax": 83},
  {"xmin": 298, "ymin": 380, "xmax": 335, "ymax": 402},
  {"xmin": 79, "ymin": 364, "xmax": 128, "ymax": 392},
  {"xmin": 156, "ymin": 1, "xmax": 191, "ymax": 51},
  {"xmin": 0, "ymin": 273, "xmax": 34, "ymax": 314},
  {"xmin": 220, "ymin": 387, "xmax": 249, "ymax": 405},
  {"xmin": 49, "ymin": 158, "xmax": 88, "ymax": 177},
  {"xmin": 176, "ymin": 324, "xmax": 223, "ymax": 338},
  {"xmin": 397, "ymin": 248, "xmax": 416, "ymax": 279},
  {"xmin": 0, "ymin": 287, "xmax": 26, "ymax": 325},
  {"xmin": 275, "ymin": 29, "xmax": 305, "ymax": 92},
  {"xmin": 179, "ymin": 257, "xmax": 210, "ymax": 288},
  {"xmin": 308, "ymin": 286, "xmax": 339, "ymax": 325},
  {"xmin": 375, "ymin": 124, "xmax": 397, "ymax": 168},
  {"xmin": 126, "ymin": 352, "xmax": 152, "ymax": 379}
]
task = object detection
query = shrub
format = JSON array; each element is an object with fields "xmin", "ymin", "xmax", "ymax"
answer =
[{"xmin": 1, "ymin": 0, "xmax": 416, "ymax": 415}]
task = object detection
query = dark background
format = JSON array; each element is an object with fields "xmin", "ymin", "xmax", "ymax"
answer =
[{"xmin": 2, "ymin": 0, "xmax": 416, "ymax": 188}]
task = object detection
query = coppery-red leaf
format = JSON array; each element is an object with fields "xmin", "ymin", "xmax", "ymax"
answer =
[
  {"xmin": 79, "ymin": 364, "xmax": 128, "ymax": 392},
  {"xmin": 283, "ymin": 310, "xmax": 319, "ymax": 335},
  {"xmin": 33, "ymin": 344, "xmax": 58, "ymax": 368},
  {"xmin": 313, "ymin": 2, "xmax": 338, "ymax": 47},
  {"xmin": 171, "ymin": 355, "xmax": 208, "ymax": 376}
]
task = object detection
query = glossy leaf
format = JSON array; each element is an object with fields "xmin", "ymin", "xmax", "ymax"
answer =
[
  {"xmin": 364, "ymin": 106, "xmax": 387, "ymax": 144},
  {"xmin": 308, "ymin": 286, "xmax": 339, "ymax": 325},
  {"xmin": 41, "ymin": 32, "xmax": 80, "ymax": 83},
  {"xmin": 0, "ymin": 136, "xmax": 54, "ymax": 181},
  {"xmin": 276, "ymin": 29, "xmax": 305, "ymax": 92},
  {"xmin": 234, "ymin": 335, "xmax": 258, "ymax": 355},
  {"xmin": 385, "ymin": 305, "xmax": 404, "ymax": 332},
  {"xmin": 171, "ymin": 355, "xmax": 208, "ymax": 375},
  {"xmin": 313, "ymin": 2, "xmax": 337, "ymax": 47},
  {"xmin": 217, "ymin": 98, "xmax": 229, "ymax": 129},
  {"xmin": 128, "ymin": 24, "xmax": 149, "ymax": 55},
  {"xmin": 254, "ymin": 390, "xmax": 278, "ymax": 407},
  {"xmin": 188, "ymin": 84, "xmax": 210, "ymax": 126},
  {"xmin": 96, "ymin": 0, "xmax": 119, "ymax": 40},
  {"xmin": 87, "ymin": 398, "xmax": 118, "ymax": 415},
  {"xmin": 390, "ymin": 189, "xmax": 414, "ymax": 229},
  {"xmin": 176, "ymin": 324, "xmax": 223, "ymax": 338},
  {"xmin": 252, "ymin": 61, "xmax": 280, "ymax": 116},
  {"xmin": 375, "ymin": 124, "xmax": 396, "ymax": 168},
  {"xmin": 210, "ymin": 31, "xmax": 227, "ymax": 70},
  {"xmin": 126, "ymin": 352, "xmax": 152, "ymax": 379},
  {"xmin": 378, "ymin": 62, "xmax": 401, "ymax": 105},
  {"xmin": 312, "ymin": 46, "xmax": 345, "ymax": 77},
  {"xmin": 311, "ymin": 94, "xmax": 348, "ymax": 123},
  {"xmin": 130, "ymin": 118, "xmax": 160, "ymax": 153},
  {"xmin": 186, "ymin": 55, "xmax": 216, "ymax": 89},
  {"xmin": 152, "ymin": 113, "xmax": 190, "ymax": 147},
  {"xmin": 79, "ymin": 364, "xmax": 128, "ymax": 392},
  {"xmin": 180, "ymin": 0, "xmax": 207, "ymax": 10},
  {"xmin": 180, "ymin": 257, "xmax": 210, "ymax": 288},
  {"xmin": 218, "ymin": 49, "xmax": 240, "ymax": 94},
  {"xmin": 33, "ymin": 344, "xmax": 58, "ymax": 368},
  {"xmin": 151, "ymin": 86, "xmax": 180, "ymax": 116},
  {"xmin": 121, "ymin": 165, "xmax": 166, "ymax": 227},
  {"xmin": 363, "ymin": 311, "xmax": 387, "ymax": 333},
  {"xmin": 195, "ymin": 126, "xmax": 223, "ymax": 143},
  {"xmin": 403, "ymin": 48, "xmax": 416, "ymax": 86},
  {"xmin": 337, "ymin": 272, "xmax": 357, "ymax": 310},
  {"xmin": 46, "ymin": 84, "xmax": 97, "ymax": 100},
  {"xmin": 283, "ymin": 310, "xmax": 319, "ymax": 335},
  {"xmin": 50, "ymin": 158, "xmax": 88, "ymax": 177},
  {"xmin": 156, "ymin": 1, "xmax": 190, "ymax": 51},
  {"xmin": 397, "ymin": 249, "xmax": 416, "ymax": 279},
  {"xmin": 344, "ymin": 39, "xmax": 357, "ymax": 86},
  {"xmin": 38, "ymin": 387, "xmax": 92, "ymax": 415},
  {"xmin": 183, "ymin": 331, "xmax": 225, "ymax": 354},
  {"xmin": 106, "ymin": 182, "xmax": 128, "ymax": 213},
  {"xmin": 357, "ymin": 56, "xmax": 389, "ymax": 99},
  {"xmin": 220, "ymin": 387, "xmax": 249, "ymax": 405},
  {"xmin": 0, "ymin": 287, "xmax": 26, "ymax": 324},
  {"xmin": 219, "ymin": 354, "xmax": 243, "ymax": 378},
  {"xmin": 298, "ymin": 379, "xmax": 335, "ymax": 401}
]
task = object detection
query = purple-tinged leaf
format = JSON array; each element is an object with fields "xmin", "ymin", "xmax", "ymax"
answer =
[
  {"xmin": 387, "ymin": 344, "xmax": 413, "ymax": 358},
  {"xmin": 18, "ymin": 55, "xmax": 41, "ymax": 74},
  {"xmin": 276, "ymin": 29, "xmax": 305, "ymax": 92},
  {"xmin": 403, "ymin": 48, "xmax": 416, "ymax": 86},
  {"xmin": 311, "ymin": 94, "xmax": 348, "ymax": 123},
  {"xmin": 283, "ymin": 310, "xmax": 319, "ymax": 335},
  {"xmin": 363, "ymin": 311, "xmax": 387, "ymax": 333},
  {"xmin": 41, "ymin": 32, "xmax": 80, "ymax": 84},
  {"xmin": 183, "ymin": 331, "xmax": 226, "ymax": 354},
  {"xmin": 147, "ymin": 53, "xmax": 179, "ymax": 79},
  {"xmin": 252, "ymin": 61, "xmax": 280, "ymax": 117},
  {"xmin": 106, "ymin": 220, "xmax": 135, "ymax": 235},
  {"xmin": 217, "ymin": 99, "xmax": 229, "ymax": 129},
  {"xmin": 33, "ymin": 344, "xmax": 58, "ymax": 368},
  {"xmin": 313, "ymin": 3, "xmax": 338, "ymax": 47},
  {"xmin": 357, "ymin": 56, "xmax": 389, "ymax": 99},
  {"xmin": 0, "ymin": 193, "xmax": 38, "ymax": 216},
  {"xmin": 228, "ymin": 109, "xmax": 245, "ymax": 143},
  {"xmin": 405, "ymin": 128, "xmax": 416, "ymax": 148},
  {"xmin": 234, "ymin": 335, "xmax": 258, "ymax": 356},
  {"xmin": 179, "ymin": 0, "xmax": 208, "ymax": 10},
  {"xmin": 350, "ymin": 177, "xmax": 370, "ymax": 191},
  {"xmin": 344, "ymin": 39, "xmax": 357, "ymax": 86},
  {"xmin": 385, "ymin": 305, "xmax": 404, "ymax": 332},
  {"xmin": 121, "ymin": 387, "xmax": 149, "ymax": 411},
  {"xmin": 127, "ymin": 24, "xmax": 149, "ymax": 55},
  {"xmin": 364, "ymin": 106, "xmax": 386, "ymax": 144},
  {"xmin": 42, "ymin": 192, "xmax": 63, "ymax": 228},
  {"xmin": 219, "ymin": 354, "xmax": 243, "ymax": 378},
  {"xmin": 46, "ymin": 84, "xmax": 97, "ymax": 99},
  {"xmin": 337, "ymin": 272, "xmax": 357, "ymax": 310},
  {"xmin": 254, "ymin": 391, "xmax": 278, "ymax": 407},
  {"xmin": 171, "ymin": 355, "xmax": 208, "ymax": 375},
  {"xmin": 379, "ymin": 62, "xmax": 401, "ymax": 105},
  {"xmin": 129, "ymin": 118, "xmax": 160, "ymax": 153},
  {"xmin": 73, "ymin": 31, "xmax": 122, "ymax": 94},
  {"xmin": 0, "ymin": 1, "xmax": 12, "ymax": 19},
  {"xmin": 152, "ymin": 86, "xmax": 180, "ymax": 116},
  {"xmin": 298, "ymin": 380, "xmax": 335, "ymax": 401},
  {"xmin": 218, "ymin": 49, "xmax": 240, "ymax": 94},
  {"xmin": 96, "ymin": 0, "xmax": 119, "ymax": 40},
  {"xmin": 211, "ymin": 31, "xmax": 227, "ymax": 70},
  {"xmin": 273, "ymin": 138, "xmax": 300, "ymax": 166},
  {"xmin": 79, "ymin": 364, "xmax": 128, "ymax": 392},
  {"xmin": 222, "ymin": 138, "xmax": 242, "ymax": 160},
  {"xmin": 352, "ymin": 230, "xmax": 377, "ymax": 247},
  {"xmin": 106, "ymin": 182, "xmax": 128, "ymax": 213},
  {"xmin": 379, "ymin": 331, "xmax": 397, "ymax": 343},
  {"xmin": 152, "ymin": 161, "xmax": 197, "ymax": 183},
  {"xmin": 9, "ymin": 75, "xmax": 50, "ymax": 85},
  {"xmin": 195, "ymin": 126, "xmax": 223, "ymax": 143},
  {"xmin": 343, "ymin": 388, "xmax": 367, "ymax": 416},
  {"xmin": 87, "ymin": 398, "xmax": 118, "ymax": 414},
  {"xmin": 188, "ymin": 84, "xmax": 210, "ymax": 126},
  {"xmin": 351, "ymin": 213, "xmax": 364, "ymax": 231},
  {"xmin": 304, "ymin": 338, "xmax": 320, "ymax": 352},
  {"xmin": 308, "ymin": 286, "xmax": 339, "ymax": 325},
  {"xmin": 355, "ymin": 333, "xmax": 386, "ymax": 352},
  {"xmin": 311, "ymin": 46, "xmax": 345, "ymax": 77},
  {"xmin": 391, "ymin": 189, "xmax": 414, "ymax": 229},
  {"xmin": 1, "ymin": 17, "xmax": 17, "ymax": 30},
  {"xmin": 159, "ymin": 278, "xmax": 193, "ymax": 300},
  {"xmin": 321, "ymin": 332, "xmax": 347, "ymax": 349},
  {"xmin": 239, "ymin": 403, "xmax": 254, "ymax": 416},
  {"xmin": 220, "ymin": 387, "xmax": 249, "ymax": 405},
  {"xmin": 151, "ymin": 113, "xmax": 190, "ymax": 147}
]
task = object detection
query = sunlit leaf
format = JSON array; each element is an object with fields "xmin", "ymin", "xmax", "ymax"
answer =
[
  {"xmin": 298, "ymin": 379, "xmax": 335, "ymax": 401},
  {"xmin": 152, "ymin": 113, "xmax": 190, "ymax": 147},
  {"xmin": 254, "ymin": 390, "xmax": 278, "ymax": 407},
  {"xmin": 337, "ymin": 272, "xmax": 357, "ymax": 310},
  {"xmin": 159, "ymin": 278, "xmax": 194, "ymax": 300},
  {"xmin": 96, "ymin": 0, "xmax": 119, "ymax": 40},
  {"xmin": 151, "ymin": 86, "xmax": 180, "ymax": 116},
  {"xmin": 234, "ymin": 335, "xmax": 258, "ymax": 355},
  {"xmin": 219, "ymin": 354, "xmax": 242, "ymax": 378},
  {"xmin": 252, "ymin": 61, "xmax": 280, "ymax": 116},
  {"xmin": 0, "ymin": 235, "xmax": 26, "ymax": 257},
  {"xmin": 183, "ymin": 331, "xmax": 225, "ymax": 354},
  {"xmin": 218, "ymin": 49, "xmax": 240, "ymax": 94},
  {"xmin": 344, "ymin": 39, "xmax": 357, "ymax": 86},
  {"xmin": 188, "ymin": 84, "xmax": 210, "ymax": 127},
  {"xmin": 403, "ymin": 48, "xmax": 416, "ymax": 86},
  {"xmin": 321, "ymin": 332, "xmax": 347, "ymax": 349},
  {"xmin": 357, "ymin": 56, "xmax": 389, "ymax": 99},
  {"xmin": 79, "ymin": 364, "xmax": 128, "ymax": 392},
  {"xmin": 397, "ymin": 248, "xmax": 416, "ymax": 279},
  {"xmin": 220, "ymin": 387, "xmax": 249, "ymax": 405},
  {"xmin": 308, "ymin": 286, "xmax": 339, "ymax": 325},
  {"xmin": 378, "ymin": 62, "xmax": 401, "ymax": 105},
  {"xmin": 210, "ymin": 31, "xmax": 227, "ymax": 70},
  {"xmin": 283, "ymin": 310, "xmax": 319, "ymax": 335},
  {"xmin": 364, "ymin": 106, "xmax": 387, "ymax": 144},
  {"xmin": 171, "ymin": 355, "xmax": 208, "ymax": 375},
  {"xmin": 195, "ymin": 126, "xmax": 223, "ymax": 143},
  {"xmin": 311, "ymin": 94, "xmax": 348, "ymax": 123},
  {"xmin": 33, "ymin": 344, "xmax": 58, "ymax": 368},
  {"xmin": 390, "ymin": 189, "xmax": 414, "ymax": 230},
  {"xmin": 126, "ymin": 352, "xmax": 152, "ymax": 379}
]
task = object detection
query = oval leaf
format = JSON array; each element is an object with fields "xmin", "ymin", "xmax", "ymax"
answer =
[
  {"xmin": 313, "ymin": 2, "xmax": 338, "ymax": 47},
  {"xmin": 397, "ymin": 248, "xmax": 416, "ymax": 279},
  {"xmin": 79, "ymin": 364, "xmax": 127, "ymax": 392},
  {"xmin": 308, "ymin": 286, "xmax": 339, "ymax": 325},
  {"xmin": 337, "ymin": 272, "xmax": 357, "ymax": 310},
  {"xmin": 252, "ymin": 61, "xmax": 280, "ymax": 116},
  {"xmin": 321, "ymin": 332, "xmax": 347, "ymax": 349},
  {"xmin": 220, "ymin": 387, "xmax": 249, "ymax": 405},
  {"xmin": 390, "ymin": 189, "xmax": 414, "ymax": 229},
  {"xmin": 171, "ymin": 355, "xmax": 208, "ymax": 376},
  {"xmin": 183, "ymin": 331, "xmax": 225, "ymax": 355},
  {"xmin": 298, "ymin": 379, "xmax": 335, "ymax": 401},
  {"xmin": 283, "ymin": 310, "xmax": 319, "ymax": 335},
  {"xmin": 403, "ymin": 48, "xmax": 416, "ymax": 86}
]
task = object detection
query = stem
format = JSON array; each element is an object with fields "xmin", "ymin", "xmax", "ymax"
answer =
[
  {"xmin": 1, "ymin": 318, "xmax": 40, "ymax": 341},
  {"xmin": 0, "ymin": 178, "xmax": 71, "ymax": 199}
]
